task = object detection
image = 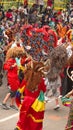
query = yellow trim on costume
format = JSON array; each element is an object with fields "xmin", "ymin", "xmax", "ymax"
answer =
[
  {"xmin": 16, "ymin": 126, "xmax": 20, "ymax": 130},
  {"xmin": 64, "ymin": 102, "xmax": 70, "ymax": 104},
  {"xmin": 19, "ymin": 104, "xmax": 22, "ymax": 110},
  {"xmin": 18, "ymin": 65, "xmax": 25, "ymax": 71},
  {"xmin": 18, "ymin": 86, "xmax": 25, "ymax": 94},
  {"xmin": 28, "ymin": 114, "xmax": 43, "ymax": 123},
  {"xmin": 31, "ymin": 99, "xmax": 45, "ymax": 112}
]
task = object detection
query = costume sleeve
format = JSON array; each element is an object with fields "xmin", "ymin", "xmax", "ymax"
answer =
[
  {"xmin": 3, "ymin": 59, "xmax": 15, "ymax": 71},
  {"xmin": 15, "ymin": 79, "xmax": 27, "ymax": 108},
  {"xmin": 38, "ymin": 78, "xmax": 46, "ymax": 93}
]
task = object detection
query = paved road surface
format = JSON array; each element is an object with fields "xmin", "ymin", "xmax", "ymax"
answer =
[{"xmin": 0, "ymin": 75, "xmax": 69, "ymax": 130}]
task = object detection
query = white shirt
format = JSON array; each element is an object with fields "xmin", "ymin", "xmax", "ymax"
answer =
[{"xmin": 38, "ymin": 0, "xmax": 44, "ymax": 5}]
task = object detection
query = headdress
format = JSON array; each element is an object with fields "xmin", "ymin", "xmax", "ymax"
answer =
[
  {"xmin": 47, "ymin": 46, "xmax": 68, "ymax": 81},
  {"xmin": 5, "ymin": 29, "xmax": 14, "ymax": 42},
  {"xmin": 24, "ymin": 61, "xmax": 44, "ymax": 91},
  {"xmin": 21, "ymin": 25, "xmax": 58, "ymax": 61},
  {"xmin": 5, "ymin": 47, "xmax": 25, "ymax": 61}
]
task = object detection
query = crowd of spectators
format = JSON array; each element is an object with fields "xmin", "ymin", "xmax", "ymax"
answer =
[{"xmin": 0, "ymin": 1, "xmax": 73, "ymax": 62}]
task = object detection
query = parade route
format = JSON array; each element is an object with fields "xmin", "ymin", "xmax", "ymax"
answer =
[
  {"xmin": 0, "ymin": 79, "xmax": 69, "ymax": 130},
  {"xmin": 0, "ymin": 99, "xmax": 69, "ymax": 130}
]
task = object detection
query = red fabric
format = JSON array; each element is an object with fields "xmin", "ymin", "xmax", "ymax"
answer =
[
  {"xmin": 62, "ymin": 38, "xmax": 66, "ymax": 43},
  {"xmin": 24, "ymin": 78, "xmax": 46, "ymax": 98},
  {"xmin": 57, "ymin": 11, "xmax": 61, "ymax": 15},
  {"xmin": 21, "ymin": 56, "xmax": 31, "ymax": 66},
  {"xmin": 24, "ymin": 0, "xmax": 28, "ymax": 6},
  {"xmin": 47, "ymin": 0, "xmax": 52, "ymax": 7},
  {"xmin": 5, "ymin": 12, "xmax": 13, "ymax": 20},
  {"xmin": 60, "ymin": 71, "xmax": 65, "ymax": 79},
  {"xmin": 17, "ymin": 43, "xmax": 21, "ymax": 47},
  {"xmin": 17, "ymin": 102, "xmax": 44, "ymax": 130},
  {"xmin": 16, "ymin": 78, "xmax": 46, "ymax": 130},
  {"xmin": 19, "ymin": 79, "xmax": 27, "ymax": 89},
  {"xmin": 4, "ymin": 58, "xmax": 20, "ymax": 91}
]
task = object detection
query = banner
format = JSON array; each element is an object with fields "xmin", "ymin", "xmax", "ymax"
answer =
[{"xmin": 54, "ymin": 0, "xmax": 68, "ymax": 10}]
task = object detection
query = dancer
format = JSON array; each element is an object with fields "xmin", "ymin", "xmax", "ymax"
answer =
[
  {"xmin": 45, "ymin": 46, "xmax": 68, "ymax": 109},
  {"xmin": 14, "ymin": 60, "xmax": 50, "ymax": 130},
  {"xmin": 61, "ymin": 53, "xmax": 73, "ymax": 130},
  {"xmin": 2, "ymin": 47, "xmax": 24, "ymax": 110},
  {"xmin": 45, "ymin": 75, "xmax": 61, "ymax": 110}
]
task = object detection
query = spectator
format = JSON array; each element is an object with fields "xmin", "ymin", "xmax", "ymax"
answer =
[
  {"xmin": 28, "ymin": 9, "xmax": 38, "ymax": 26},
  {"xmin": 5, "ymin": 9, "xmax": 13, "ymax": 21},
  {"xmin": 0, "ymin": 9, "xmax": 5, "ymax": 21},
  {"xmin": 38, "ymin": 0, "xmax": 44, "ymax": 14}
]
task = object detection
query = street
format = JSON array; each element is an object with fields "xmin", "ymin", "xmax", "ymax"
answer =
[{"xmin": 0, "ymin": 74, "xmax": 69, "ymax": 130}]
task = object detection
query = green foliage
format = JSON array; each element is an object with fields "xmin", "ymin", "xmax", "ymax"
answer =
[
  {"xmin": 0, "ymin": 0, "xmax": 47, "ymax": 10},
  {"xmin": 0, "ymin": 1, "xmax": 23, "ymax": 10}
]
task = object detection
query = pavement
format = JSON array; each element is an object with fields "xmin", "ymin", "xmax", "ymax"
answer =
[{"xmin": 0, "ymin": 74, "xmax": 70, "ymax": 130}]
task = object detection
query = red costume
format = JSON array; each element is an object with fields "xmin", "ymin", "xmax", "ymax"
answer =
[
  {"xmin": 15, "ymin": 60, "xmax": 47, "ymax": 130},
  {"xmin": 16, "ymin": 78, "xmax": 46, "ymax": 130},
  {"xmin": 4, "ymin": 58, "xmax": 20, "ymax": 91}
]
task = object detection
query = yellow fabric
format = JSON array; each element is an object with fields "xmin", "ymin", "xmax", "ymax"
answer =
[
  {"xmin": 18, "ymin": 86, "xmax": 25, "ymax": 94},
  {"xmin": 17, "ymin": 65, "xmax": 26, "ymax": 77},
  {"xmin": 18, "ymin": 65, "xmax": 25, "ymax": 72},
  {"xmin": 28, "ymin": 114, "xmax": 43, "ymax": 123},
  {"xmin": 31, "ymin": 99, "xmax": 45, "ymax": 112},
  {"xmin": 16, "ymin": 126, "xmax": 20, "ymax": 130},
  {"xmin": 57, "ymin": 23, "xmax": 67, "ymax": 38}
]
